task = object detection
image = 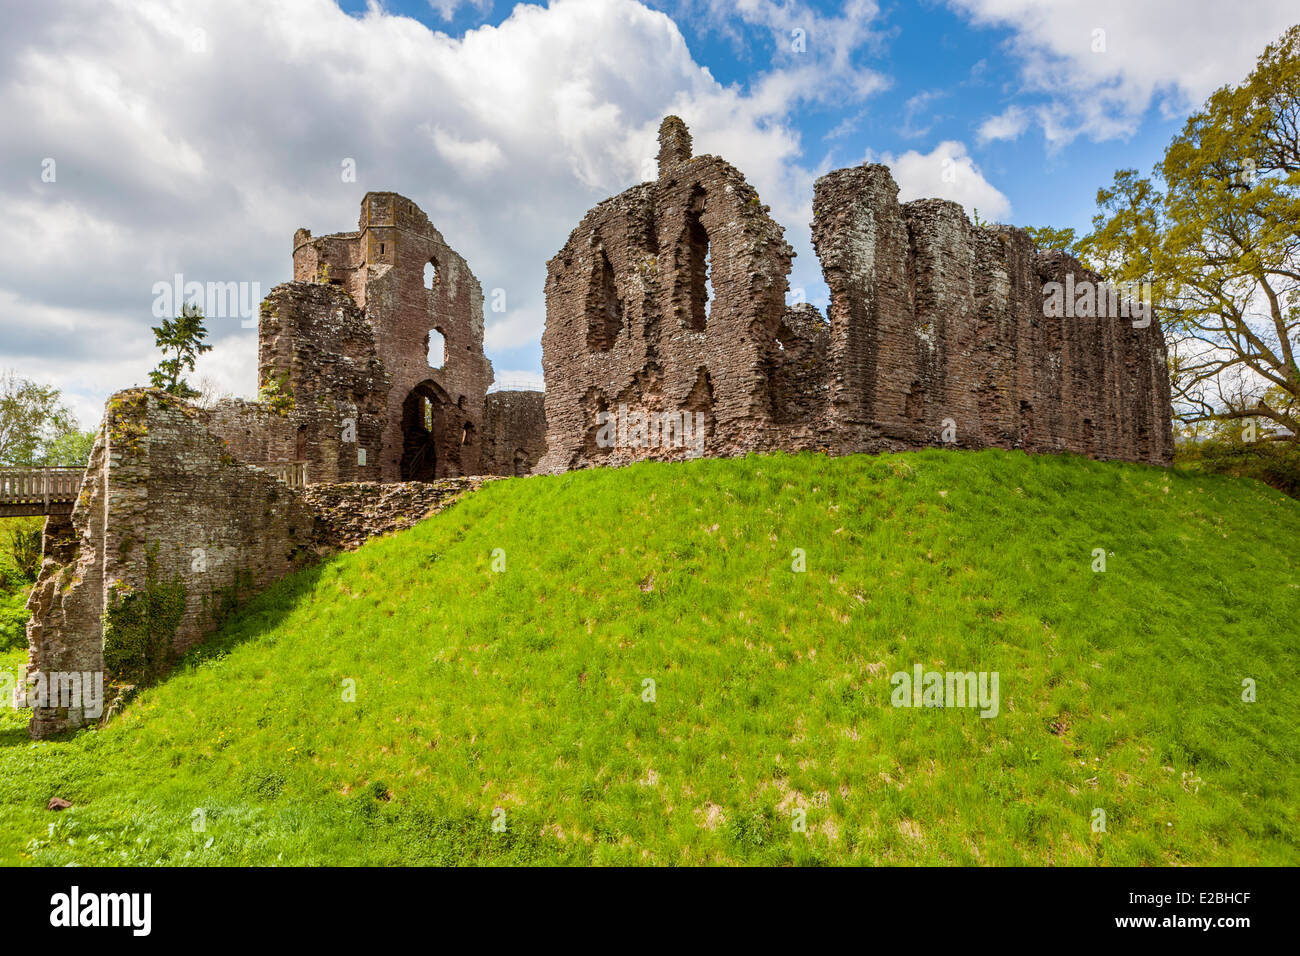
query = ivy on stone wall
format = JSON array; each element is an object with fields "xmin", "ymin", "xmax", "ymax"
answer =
[{"xmin": 102, "ymin": 541, "xmax": 186, "ymax": 685}]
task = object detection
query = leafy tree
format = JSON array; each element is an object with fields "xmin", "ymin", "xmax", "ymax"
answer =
[
  {"xmin": 149, "ymin": 303, "xmax": 212, "ymax": 399},
  {"xmin": 38, "ymin": 428, "xmax": 96, "ymax": 466},
  {"xmin": 0, "ymin": 371, "xmax": 77, "ymax": 466},
  {"xmin": 1080, "ymin": 25, "xmax": 1300, "ymax": 444},
  {"xmin": 6, "ymin": 523, "xmax": 41, "ymax": 581},
  {"xmin": 1024, "ymin": 225, "xmax": 1083, "ymax": 259}
]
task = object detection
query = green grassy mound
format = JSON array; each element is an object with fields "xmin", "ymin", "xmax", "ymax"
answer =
[{"xmin": 0, "ymin": 449, "xmax": 1296, "ymax": 865}]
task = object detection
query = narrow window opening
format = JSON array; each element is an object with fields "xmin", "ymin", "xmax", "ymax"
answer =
[
  {"xmin": 703, "ymin": 244, "xmax": 714, "ymax": 322},
  {"xmin": 427, "ymin": 328, "xmax": 446, "ymax": 369},
  {"xmin": 585, "ymin": 247, "xmax": 623, "ymax": 351},
  {"xmin": 424, "ymin": 260, "xmax": 438, "ymax": 290},
  {"xmin": 683, "ymin": 201, "xmax": 712, "ymax": 332}
]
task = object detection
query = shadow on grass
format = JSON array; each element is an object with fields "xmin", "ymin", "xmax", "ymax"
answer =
[{"xmin": 0, "ymin": 553, "xmax": 340, "ymax": 748}]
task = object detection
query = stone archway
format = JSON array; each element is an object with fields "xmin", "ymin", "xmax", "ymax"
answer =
[{"xmin": 400, "ymin": 380, "xmax": 451, "ymax": 481}]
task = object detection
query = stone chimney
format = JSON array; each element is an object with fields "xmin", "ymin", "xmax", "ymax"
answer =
[{"xmin": 657, "ymin": 115, "xmax": 692, "ymax": 179}]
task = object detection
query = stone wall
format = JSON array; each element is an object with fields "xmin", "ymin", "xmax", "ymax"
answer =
[
  {"xmin": 199, "ymin": 398, "xmax": 299, "ymax": 468},
  {"xmin": 481, "ymin": 391, "xmax": 548, "ymax": 476},
  {"xmin": 204, "ymin": 193, "xmax": 542, "ymax": 487},
  {"xmin": 24, "ymin": 389, "xmax": 316, "ymax": 736},
  {"xmin": 812, "ymin": 166, "xmax": 1174, "ymax": 463},
  {"xmin": 252, "ymin": 281, "xmax": 390, "ymax": 482},
  {"xmin": 301, "ymin": 477, "xmax": 495, "ymax": 551},
  {"xmin": 538, "ymin": 117, "xmax": 1174, "ymax": 470},
  {"xmin": 22, "ymin": 389, "xmax": 495, "ymax": 738}
]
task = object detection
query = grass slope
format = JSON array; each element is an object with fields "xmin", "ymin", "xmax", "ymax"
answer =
[{"xmin": 0, "ymin": 449, "xmax": 1296, "ymax": 866}]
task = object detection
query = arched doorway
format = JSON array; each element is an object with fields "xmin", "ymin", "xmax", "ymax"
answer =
[{"xmin": 400, "ymin": 380, "xmax": 451, "ymax": 481}]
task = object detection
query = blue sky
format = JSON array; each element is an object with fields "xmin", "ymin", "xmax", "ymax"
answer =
[
  {"xmin": 339, "ymin": 0, "xmax": 1195, "ymax": 235},
  {"xmin": 0, "ymin": 0, "xmax": 1294, "ymax": 427}
]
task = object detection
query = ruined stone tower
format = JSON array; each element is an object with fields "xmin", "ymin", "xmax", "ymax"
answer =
[
  {"xmin": 288, "ymin": 192, "xmax": 495, "ymax": 480},
  {"xmin": 202, "ymin": 192, "xmax": 545, "ymax": 482}
]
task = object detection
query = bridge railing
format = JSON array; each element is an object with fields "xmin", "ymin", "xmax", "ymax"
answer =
[
  {"xmin": 0, "ymin": 467, "xmax": 84, "ymax": 508},
  {"xmin": 248, "ymin": 460, "xmax": 309, "ymax": 488}
]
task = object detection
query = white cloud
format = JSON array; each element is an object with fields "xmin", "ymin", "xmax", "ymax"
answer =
[
  {"xmin": 900, "ymin": 90, "xmax": 948, "ymax": 139},
  {"xmin": 876, "ymin": 141, "xmax": 1012, "ymax": 221},
  {"xmin": 428, "ymin": 0, "xmax": 492, "ymax": 21},
  {"xmin": 0, "ymin": 0, "xmax": 890, "ymax": 427},
  {"xmin": 428, "ymin": 126, "xmax": 505, "ymax": 173},
  {"xmin": 976, "ymin": 104, "xmax": 1029, "ymax": 143},
  {"xmin": 948, "ymin": 0, "xmax": 1298, "ymax": 145}
]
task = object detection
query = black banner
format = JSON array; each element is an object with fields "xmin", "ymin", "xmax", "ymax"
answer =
[{"xmin": 0, "ymin": 865, "xmax": 1281, "ymax": 942}]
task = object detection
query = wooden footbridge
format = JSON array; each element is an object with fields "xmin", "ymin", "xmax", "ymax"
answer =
[{"xmin": 0, "ymin": 467, "xmax": 84, "ymax": 518}]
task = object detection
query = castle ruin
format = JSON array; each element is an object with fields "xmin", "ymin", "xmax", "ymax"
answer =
[
  {"xmin": 19, "ymin": 119, "xmax": 1175, "ymax": 737},
  {"xmin": 21, "ymin": 195, "xmax": 543, "ymax": 736},
  {"xmin": 203, "ymin": 192, "xmax": 545, "ymax": 481},
  {"xmin": 538, "ymin": 117, "xmax": 1173, "ymax": 470}
]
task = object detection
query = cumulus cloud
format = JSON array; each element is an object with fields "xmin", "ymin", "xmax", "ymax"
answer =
[
  {"xmin": 687, "ymin": 0, "xmax": 891, "ymax": 102},
  {"xmin": 428, "ymin": 126, "xmax": 506, "ymax": 174},
  {"xmin": 0, "ymin": 0, "xmax": 893, "ymax": 427},
  {"xmin": 876, "ymin": 141, "xmax": 1012, "ymax": 220},
  {"xmin": 948, "ymin": 0, "xmax": 1298, "ymax": 145},
  {"xmin": 976, "ymin": 104, "xmax": 1029, "ymax": 143}
]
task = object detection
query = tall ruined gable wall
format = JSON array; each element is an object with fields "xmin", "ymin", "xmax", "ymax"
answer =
[
  {"xmin": 24, "ymin": 390, "xmax": 317, "ymax": 737},
  {"xmin": 538, "ymin": 184, "xmax": 659, "ymax": 472},
  {"xmin": 538, "ymin": 120, "xmax": 796, "ymax": 473}
]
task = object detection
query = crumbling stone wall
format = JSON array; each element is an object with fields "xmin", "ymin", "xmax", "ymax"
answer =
[
  {"xmin": 24, "ymin": 389, "xmax": 316, "ymax": 736},
  {"xmin": 200, "ymin": 398, "xmax": 299, "ymax": 466},
  {"xmin": 812, "ymin": 166, "xmax": 1173, "ymax": 463},
  {"xmin": 302, "ymin": 477, "xmax": 496, "ymax": 551},
  {"xmin": 255, "ymin": 281, "xmax": 390, "ymax": 482},
  {"xmin": 204, "ymin": 193, "xmax": 537, "ymax": 484},
  {"xmin": 539, "ymin": 117, "xmax": 1173, "ymax": 470},
  {"xmin": 481, "ymin": 391, "xmax": 548, "ymax": 476},
  {"xmin": 537, "ymin": 117, "xmax": 797, "ymax": 472},
  {"xmin": 23, "ymin": 389, "xmax": 494, "ymax": 738},
  {"xmin": 293, "ymin": 193, "xmax": 495, "ymax": 480}
]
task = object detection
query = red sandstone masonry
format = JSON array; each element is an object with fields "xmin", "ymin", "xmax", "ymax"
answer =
[
  {"xmin": 541, "ymin": 118, "xmax": 1173, "ymax": 469},
  {"xmin": 538, "ymin": 117, "xmax": 798, "ymax": 472},
  {"xmin": 481, "ymin": 391, "xmax": 548, "ymax": 477},
  {"xmin": 292, "ymin": 193, "xmax": 495, "ymax": 480},
  {"xmin": 200, "ymin": 193, "xmax": 546, "ymax": 482}
]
